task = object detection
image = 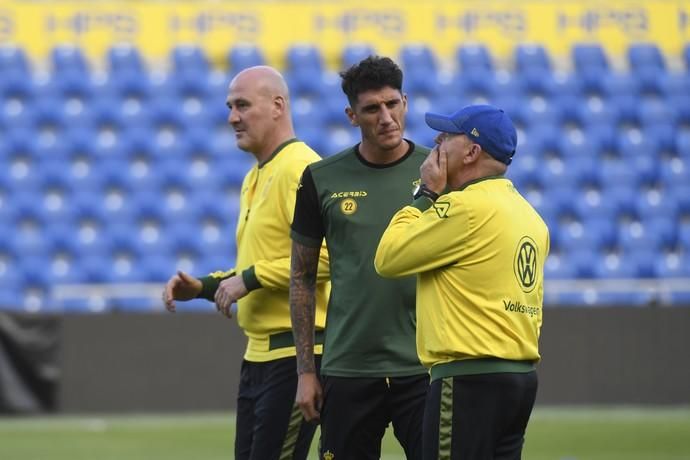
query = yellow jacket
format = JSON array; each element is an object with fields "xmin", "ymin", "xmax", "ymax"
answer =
[
  {"xmin": 201, "ymin": 140, "xmax": 330, "ymax": 362},
  {"xmin": 375, "ymin": 176, "xmax": 548, "ymax": 372}
]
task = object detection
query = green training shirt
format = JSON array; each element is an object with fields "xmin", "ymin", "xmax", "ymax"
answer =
[{"xmin": 291, "ymin": 140, "xmax": 429, "ymax": 377}]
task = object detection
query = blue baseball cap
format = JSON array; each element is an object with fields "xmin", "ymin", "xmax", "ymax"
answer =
[{"xmin": 424, "ymin": 104, "xmax": 517, "ymax": 165}]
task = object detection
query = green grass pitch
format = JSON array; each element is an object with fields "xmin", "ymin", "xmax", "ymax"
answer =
[{"xmin": 1, "ymin": 407, "xmax": 688, "ymax": 460}]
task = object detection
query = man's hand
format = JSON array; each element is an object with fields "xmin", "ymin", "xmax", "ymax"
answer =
[
  {"xmin": 420, "ymin": 145, "xmax": 448, "ymax": 195},
  {"xmin": 163, "ymin": 271, "xmax": 202, "ymax": 312},
  {"xmin": 295, "ymin": 372, "xmax": 322, "ymax": 423},
  {"xmin": 215, "ymin": 275, "xmax": 248, "ymax": 318}
]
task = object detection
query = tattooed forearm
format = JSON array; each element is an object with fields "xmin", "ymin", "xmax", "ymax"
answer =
[{"xmin": 290, "ymin": 240, "xmax": 320, "ymax": 374}]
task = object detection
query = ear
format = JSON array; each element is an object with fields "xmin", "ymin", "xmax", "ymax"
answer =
[
  {"xmin": 345, "ymin": 107, "xmax": 358, "ymax": 127},
  {"xmin": 402, "ymin": 93, "xmax": 408, "ymax": 114},
  {"xmin": 464, "ymin": 144, "xmax": 482, "ymax": 164},
  {"xmin": 272, "ymin": 95, "xmax": 286, "ymax": 118}
]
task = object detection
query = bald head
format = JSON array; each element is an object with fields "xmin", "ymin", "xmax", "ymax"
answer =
[
  {"xmin": 230, "ymin": 65, "xmax": 290, "ymax": 104},
  {"xmin": 226, "ymin": 66, "xmax": 295, "ymax": 161}
]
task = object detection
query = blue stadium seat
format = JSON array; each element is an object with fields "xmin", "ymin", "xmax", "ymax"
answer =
[
  {"xmin": 593, "ymin": 251, "xmax": 642, "ymax": 279},
  {"xmin": 455, "ymin": 72, "xmax": 499, "ymax": 103},
  {"xmin": 171, "ymin": 45, "xmax": 209, "ymax": 75},
  {"xmin": 514, "ymin": 45, "xmax": 551, "ymax": 73},
  {"xmin": 517, "ymin": 72, "xmax": 558, "ymax": 100},
  {"xmin": 10, "ymin": 196, "xmax": 50, "ymax": 253},
  {"xmin": 617, "ymin": 220, "xmax": 665, "ymax": 253},
  {"xmin": 400, "ymin": 45, "xmax": 441, "ymax": 96},
  {"xmin": 141, "ymin": 254, "xmax": 179, "ymax": 283},
  {"xmin": 558, "ymin": 217, "xmax": 615, "ymax": 254},
  {"xmin": 636, "ymin": 68, "xmax": 666, "ymax": 98},
  {"xmin": 599, "ymin": 184, "xmax": 638, "ymax": 220},
  {"xmin": 596, "ymin": 158, "xmax": 640, "ymax": 188},
  {"xmin": 341, "ymin": 44, "xmax": 375, "ymax": 69},
  {"xmin": 659, "ymin": 157, "xmax": 690, "ymax": 186},
  {"xmin": 601, "ymin": 73, "xmax": 639, "ymax": 100},
  {"xmin": 107, "ymin": 44, "xmax": 146, "ymax": 75},
  {"xmin": 627, "ymin": 43, "xmax": 666, "ymax": 72},
  {"xmin": 50, "ymin": 45, "xmax": 89, "ymax": 75},
  {"xmin": 286, "ymin": 44, "xmax": 324, "ymax": 73},
  {"xmin": 0, "ymin": 74, "xmax": 36, "ymax": 119},
  {"xmin": 456, "ymin": 44, "xmax": 493, "ymax": 73},
  {"xmin": 227, "ymin": 44, "xmax": 265, "ymax": 73},
  {"xmin": 565, "ymin": 248, "xmax": 600, "ymax": 279},
  {"xmin": 662, "ymin": 74, "xmax": 690, "ymax": 102},
  {"xmin": 635, "ymin": 190, "xmax": 679, "ymax": 221},
  {"xmin": 572, "ymin": 43, "xmax": 609, "ymax": 74},
  {"xmin": 638, "ymin": 98, "xmax": 675, "ymax": 129},
  {"xmin": 544, "ymin": 252, "xmax": 579, "ymax": 280},
  {"xmin": 655, "ymin": 253, "xmax": 690, "ymax": 278},
  {"xmin": 0, "ymin": 45, "xmax": 30, "ymax": 76}
]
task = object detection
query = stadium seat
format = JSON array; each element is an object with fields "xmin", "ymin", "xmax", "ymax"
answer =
[
  {"xmin": 514, "ymin": 44, "xmax": 551, "ymax": 73},
  {"xmin": 0, "ymin": 45, "xmax": 30, "ymax": 76},
  {"xmin": 635, "ymin": 189, "xmax": 679, "ymax": 221},
  {"xmin": 655, "ymin": 253, "xmax": 690, "ymax": 278},
  {"xmin": 341, "ymin": 44, "xmax": 375, "ymax": 69},
  {"xmin": 171, "ymin": 45, "xmax": 209, "ymax": 75},
  {"xmin": 0, "ymin": 72, "xmax": 36, "ymax": 108},
  {"xmin": 565, "ymin": 249, "xmax": 600, "ymax": 279},
  {"xmin": 400, "ymin": 45, "xmax": 441, "ymax": 96},
  {"xmin": 286, "ymin": 44, "xmax": 324, "ymax": 73},
  {"xmin": 627, "ymin": 43, "xmax": 666, "ymax": 72},
  {"xmin": 637, "ymin": 73, "xmax": 667, "ymax": 102},
  {"xmin": 107, "ymin": 44, "xmax": 146, "ymax": 75},
  {"xmin": 544, "ymin": 251, "xmax": 579, "ymax": 280},
  {"xmin": 455, "ymin": 72, "xmax": 500, "ymax": 103},
  {"xmin": 572, "ymin": 43, "xmax": 609, "ymax": 74},
  {"xmin": 227, "ymin": 44, "xmax": 265, "ymax": 73},
  {"xmin": 638, "ymin": 98, "xmax": 675, "ymax": 129},
  {"xmin": 617, "ymin": 220, "xmax": 666, "ymax": 254},
  {"xmin": 601, "ymin": 73, "xmax": 639, "ymax": 100},
  {"xmin": 557, "ymin": 217, "xmax": 615, "ymax": 254},
  {"xmin": 456, "ymin": 44, "xmax": 493, "ymax": 73},
  {"xmin": 50, "ymin": 45, "xmax": 89, "ymax": 75}
]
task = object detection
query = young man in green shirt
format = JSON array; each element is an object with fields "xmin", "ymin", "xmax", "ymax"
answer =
[{"xmin": 290, "ymin": 56, "xmax": 429, "ymax": 459}]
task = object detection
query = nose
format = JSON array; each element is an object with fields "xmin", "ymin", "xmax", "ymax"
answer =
[
  {"xmin": 379, "ymin": 106, "xmax": 393, "ymax": 125},
  {"xmin": 228, "ymin": 108, "xmax": 240, "ymax": 125},
  {"xmin": 434, "ymin": 133, "xmax": 444, "ymax": 145}
]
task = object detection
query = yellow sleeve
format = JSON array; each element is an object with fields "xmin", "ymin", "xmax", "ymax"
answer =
[
  {"xmin": 253, "ymin": 244, "xmax": 329, "ymax": 289},
  {"xmin": 375, "ymin": 195, "xmax": 469, "ymax": 278},
  {"xmin": 254, "ymin": 154, "xmax": 330, "ymax": 289}
]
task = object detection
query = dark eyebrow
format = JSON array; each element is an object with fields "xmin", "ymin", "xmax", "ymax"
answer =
[
  {"xmin": 361, "ymin": 103, "xmax": 379, "ymax": 111},
  {"xmin": 361, "ymin": 96, "xmax": 401, "ymax": 111}
]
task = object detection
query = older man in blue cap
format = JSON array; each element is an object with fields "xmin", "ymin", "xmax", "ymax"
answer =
[{"xmin": 375, "ymin": 104, "xmax": 550, "ymax": 460}]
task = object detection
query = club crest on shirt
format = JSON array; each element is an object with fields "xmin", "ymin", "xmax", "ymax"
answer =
[
  {"xmin": 340, "ymin": 198, "xmax": 357, "ymax": 215},
  {"xmin": 323, "ymin": 451, "xmax": 335, "ymax": 460}
]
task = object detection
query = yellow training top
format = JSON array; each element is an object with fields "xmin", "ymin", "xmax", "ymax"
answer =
[
  {"xmin": 204, "ymin": 139, "xmax": 330, "ymax": 362},
  {"xmin": 375, "ymin": 176, "xmax": 549, "ymax": 372}
]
